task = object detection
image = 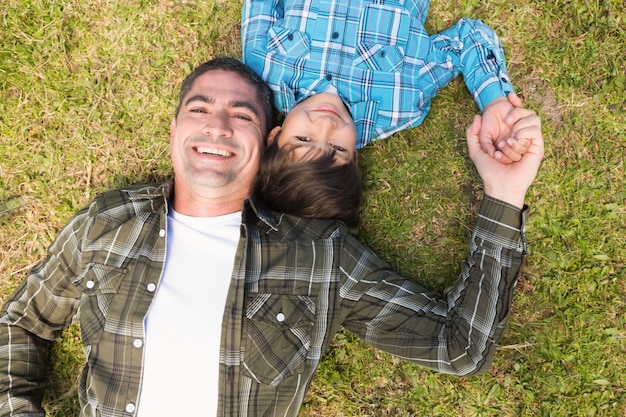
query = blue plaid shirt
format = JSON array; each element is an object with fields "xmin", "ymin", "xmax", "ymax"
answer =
[{"xmin": 242, "ymin": 0, "xmax": 515, "ymax": 148}]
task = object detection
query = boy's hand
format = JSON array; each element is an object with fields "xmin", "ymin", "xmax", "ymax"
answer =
[{"xmin": 479, "ymin": 92, "xmax": 530, "ymax": 164}]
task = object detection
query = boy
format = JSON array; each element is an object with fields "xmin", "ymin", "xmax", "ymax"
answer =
[{"xmin": 242, "ymin": 0, "xmax": 527, "ymax": 162}]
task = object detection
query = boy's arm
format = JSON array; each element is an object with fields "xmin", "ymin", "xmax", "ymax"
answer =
[
  {"xmin": 432, "ymin": 18, "xmax": 513, "ymax": 112},
  {"xmin": 432, "ymin": 19, "xmax": 526, "ymax": 162},
  {"xmin": 241, "ymin": 0, "xmax": 283, "ymax": 59}
]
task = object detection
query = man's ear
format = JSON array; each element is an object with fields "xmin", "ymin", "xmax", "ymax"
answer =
[
  {"xmin": 267, "ymin": 126, "xmax": 282, "ymax": 145},
  {"xmin": 169, "ymin": 118, "xmax": 176, "ymax": 139}
]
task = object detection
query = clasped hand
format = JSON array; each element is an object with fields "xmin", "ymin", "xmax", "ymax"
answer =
[
  {"xmin": 468, "ymin": 95, "xmax": 544, "ymax": 209},
  {"xmin": 479, "ymin": 92, "xmax": 533, "ymax": 164}
]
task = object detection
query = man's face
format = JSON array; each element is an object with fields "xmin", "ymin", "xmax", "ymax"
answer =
[
  {"xmin": 269, "ymin": 93, "xmax": 357, "ymax": 164},
  {"xmin": 170, "ymin": 70, "xmax": 267, "ymax": 202}
]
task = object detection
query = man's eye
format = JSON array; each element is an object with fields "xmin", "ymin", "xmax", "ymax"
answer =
[
  {"xmin": 296, "ymin": 136, "xmax": 311, "ymax": 142},
  {"xmin": 190, "ymin": 108, "xmax": 207, "ymax": 114},
  {"xmin": 234, "ymin": 114, "xmax": 252, "ymax": 121}
]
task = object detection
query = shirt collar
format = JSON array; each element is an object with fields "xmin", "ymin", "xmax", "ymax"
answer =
[
  {"xmin": 123, "ymin": 180, "xmax": 172, "ymax": 212},
  {"xmin": 244, "ymin": 193, "xmax": 349, "ymax": 242}
]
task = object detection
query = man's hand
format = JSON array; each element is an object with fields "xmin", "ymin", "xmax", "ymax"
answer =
[
  {"xmin": 479, "ymin": 92, "xmax": 530, "ymax": 164},
  {"xmin": 468, "ymin": 107, "xmax": 544, "ymax": 209}
]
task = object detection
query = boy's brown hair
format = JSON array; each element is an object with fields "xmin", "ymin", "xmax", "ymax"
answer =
[{"xmin": 254, "ymin": 136, "xmax": 362, "ymax": 228}]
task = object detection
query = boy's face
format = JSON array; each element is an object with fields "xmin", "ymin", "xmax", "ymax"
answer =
[{"xmin": 268, "ymin": 93, "xmax": 357, "ymax": 164}]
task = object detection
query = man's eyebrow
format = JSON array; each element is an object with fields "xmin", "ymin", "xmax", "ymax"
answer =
[
  {"xmin": 184, "ymin": 95, "xmax": 262, "ymax": 121},
  {"xmin": 184, "ymin": 95, "xmax": 213, "ymax": 106}
]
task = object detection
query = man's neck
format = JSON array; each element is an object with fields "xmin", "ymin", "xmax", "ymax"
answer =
[{"xmin": 172, "ymin": 183, "xmax": 247, "ymax": 217}]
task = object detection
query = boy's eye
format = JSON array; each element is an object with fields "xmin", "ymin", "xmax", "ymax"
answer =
[
  {"xmin": 331, "ymin": 144, "xmax": 346, "ymax": 152},
  {"xmin": 296, "ymin": 136, "xmax": 311, "ymax": 142}
]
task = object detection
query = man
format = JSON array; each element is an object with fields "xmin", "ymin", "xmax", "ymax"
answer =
[
  {"xmin": 0, "ymin": 57, "xmax": 272, "ymax": 417},
  {"xmin": 0, "ymin": 57, "xmax": 544, "ymax": 416}
]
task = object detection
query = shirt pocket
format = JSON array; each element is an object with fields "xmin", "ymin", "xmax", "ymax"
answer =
[
  {"xmin": 72, "ymin": 263, "xmax": 127, "ymax": 346},
  {"xmin": 243, "ymin": 293, "xmax": 316, "ymax": 386},
  {"xmin": 355, "ymin": 4, "xmax": 410, "ymax": 72},
  {"xmin": 266, "ymin": 24, "xmax": 310, "ymax": 60}
]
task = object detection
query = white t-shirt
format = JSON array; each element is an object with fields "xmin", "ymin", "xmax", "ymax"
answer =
[{"xmin": 136, "ymin": 208, "xmax": 240, "ymax": 416}]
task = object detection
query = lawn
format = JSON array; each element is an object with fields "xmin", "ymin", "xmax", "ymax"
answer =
[{"xmin": 1, "ymin": 0, "xmax": 624, "ymax": 416}]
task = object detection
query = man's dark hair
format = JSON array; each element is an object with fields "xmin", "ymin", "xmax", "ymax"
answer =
[
  {"xmin": 254, "ymin": 135, "xmax": 362, "ymax": 228},
  {"xmin": 175, "ymin": 57, "xmax": 274, "ymax": 134}
]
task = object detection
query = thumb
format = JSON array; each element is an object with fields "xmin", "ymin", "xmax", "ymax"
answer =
[
  {"xmin": 467, "ymin": 114, "xmax": 482, "ymax": 156},
  {"xmin": 476, "ymin": 117, "xmax": 496, "ymax": 157},
  {"xmin": 508, "ymin": 92, "xmax": 523, "ymax": 109}
]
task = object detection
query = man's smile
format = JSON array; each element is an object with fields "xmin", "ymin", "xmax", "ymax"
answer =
[{"xmin": 194, "ymin": 146, "xmax": 233, "ymax": 157}]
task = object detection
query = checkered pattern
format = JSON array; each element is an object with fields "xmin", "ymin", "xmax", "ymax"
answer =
[
  {"xmin": 242, "ymin": 0, "xmax": 514, "ymax": 148},
  {"xmin": 0, "ymin": 180, "xmax": 527, "ymax": 416}
]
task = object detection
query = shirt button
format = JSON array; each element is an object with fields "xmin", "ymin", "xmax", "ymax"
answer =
[
  {"xmin": 147, "ymin": 283, "xmax": 157, "ymax": 292},
  {"xmin": 276, "ymin": 312, "xmax": 285, "ymax": 322},
  {"xmin": 380, "ymin": 51, "xmax": 386, "ymax": 58},
  {"xmin": 133, "ymin": 339, "xmax": 143, "ymax": 348},
  {"xmin": 159, "ymin": 229, "xmax": 165, "ymax": 237},
  {"xmin": 332, "ymin": 32, "xmax": 339, "ymax": 39},
  {"xmin": 325, "ymin": 74, "xmax": 332, "ymax": 81},
  {"xmin": 125, "ymin": 403, "xmax": 136, "ymax": 413},
  {"xmin": 287, "ymin": 33, "xmax": 294, "ymax": 41},
  {"xmin": 86, "ymin": 280, "xmax": 95, "ymax": 289}
]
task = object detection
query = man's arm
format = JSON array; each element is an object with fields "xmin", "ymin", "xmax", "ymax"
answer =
[
  {"xmin": 0, "ymin": 211, "xmax": 87, "ymax": 416},
  {"xmin": 339, "ymin": 109, "xmax": 543, "ymax": 375},
  {"xmin": 340, "ymin": 195, "xmax": 527, "ymax": 375}
]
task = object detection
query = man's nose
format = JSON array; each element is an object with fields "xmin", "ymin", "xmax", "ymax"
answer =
[{"xmin": 202, "ymin": 111, "xmax": 232, "ymax": 137}]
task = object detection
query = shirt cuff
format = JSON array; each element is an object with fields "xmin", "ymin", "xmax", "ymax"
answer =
[
  {"xmin": 475, "ymin": 195, "xmax": 528, "ymax": 254},
  {"xmin": 475, "ymin": 75, "xmax": 515, "ymax": 110}
]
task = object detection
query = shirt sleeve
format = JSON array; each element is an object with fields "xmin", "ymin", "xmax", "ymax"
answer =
[
  {"xmin": 0, "ymin": 208, "xmax": 89, "ymax": 415},
  {"xmin": 242, "ymin": 0, "xmax": 293, "ymax": 113},
  {"xmin": 241, "ymin": 0, "xmax": 283, "ymax": 62},
  {"xmin": 430, "ymin": 18, "xmax": 515, "ymax": 110},
  {"xmin": 339, "ymin": 196, "xmax": 527, "ymax": 376}
]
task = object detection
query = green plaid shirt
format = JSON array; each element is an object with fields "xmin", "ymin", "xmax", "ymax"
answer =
[{"xmin": 0, "ymin": 180, "xmax": 527, "ymax": 417}]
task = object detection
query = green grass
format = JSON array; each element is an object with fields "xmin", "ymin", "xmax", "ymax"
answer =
[{"xmin": 1, "ymin": 0, "xmax": 624, "ymax": 416}]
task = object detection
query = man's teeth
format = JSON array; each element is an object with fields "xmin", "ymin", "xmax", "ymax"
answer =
[{"xmin": 197, "ymin": 147, "xmax": 232, "ymax": 157}]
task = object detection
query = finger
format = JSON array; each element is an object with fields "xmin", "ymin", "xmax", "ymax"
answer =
[
  {"xmin": 507, "ymin": 92, "xmax": 523, "ymax": 108},
  {"xmin": 496, "ymin": 139, "xmax": 526, "ymax": 162},
  {"xmin": 505, "ymin": 107, "xmax": 538, "ymax": 125},
  {"xmin": 476, "ymin": 119, "xmax": 497, "ymax": 157},
  {"xmin": 510, "ymin": 114, "xmax": 542, "ymax": 140},
  {"xmin": 512, "ymin": 124, "xmax": 545, "ymax": 162},
  {"xmin": 467, "ymin": 114, "xmax": 481, "ymax": 140},
  {"xmin": 480, "ymin": 137, "xmax": 497, "ymax": 157},
  {"xmin": 506, "ymin": 137, "xmax": 530, "ymax": 154},
  {"xmin": 466, "ymin": 115, "xmax": 482, "ymax": 156},
  {"xmin": 493, "ymin": 149, "xmax": 514, "ymax": 164}
]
